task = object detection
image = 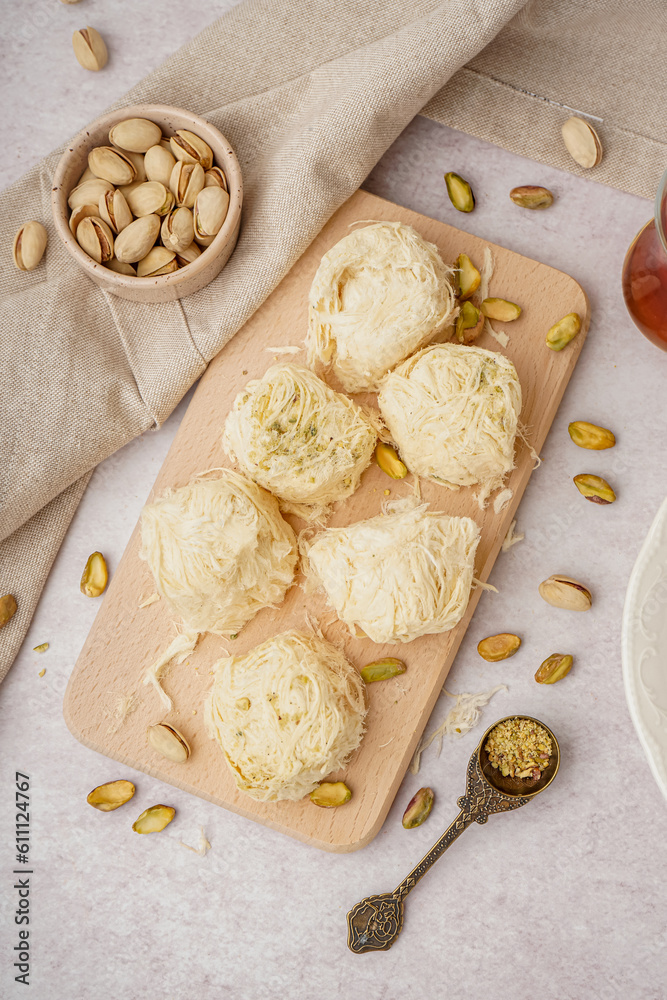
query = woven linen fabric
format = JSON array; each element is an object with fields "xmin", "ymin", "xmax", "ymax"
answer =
[{"xmin": 1, "ymin": 0, "xmax": 662, "ymax": 676}]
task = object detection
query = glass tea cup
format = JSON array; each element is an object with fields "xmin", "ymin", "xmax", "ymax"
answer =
[{"xmin": 622, "ymin": 167, "xmax": 667, "ymax": 349}]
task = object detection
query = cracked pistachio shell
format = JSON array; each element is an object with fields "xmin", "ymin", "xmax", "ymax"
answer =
[
  {"xmin": 69, "ymin": 203, "xmax": 98, "ymax": 235},
  {"xmin": 175, "ymin": 241, "xmax": 202, "ymax": 266},
  {"xmin": 88, "ymin": 146, "xmax": 136, "ymax": 186},
  {"xmin": 99, "ymin": 189, "xmax": 132, "ymax": 234},
  {"xmin": 76, "ymin": 217, "xmax": 114, "ymax": 264},
  {"xmin": 147, "ymin": 724, "xmax": 190, "ymax": 763},
  {"xmin": 538, "ymin": 574, "xmax": 592, "ymax": 611},
  {"xmin": 193, "ymin": 186, "xmax": 229, "ymax": 245},
  {"xmin": 114, "ymin": 214, "xmax": 160, "ymax": 263},
  {"xmin": 161, "ymin": 207, "xmax": 194, "ymax": 253},
  {"xmin": 72, "ymin": 26, "xmax": 108, "ymax": 71},
  {"xmin": 136, "ymin": 246, "xmax": 177, "ymax": 277},
  {"xmin": 87, "ymin": 779, "xmax": 135, "ymax": 811},
  {"xmin": 109, "ymin": 118, "xmax": 162, "ymax": 154},
  {"xmin": 125, "ymin": 181, "xmax": 174, "ymax": 218},
  {"xmin": 205, "ymin": 166, "xmax": 228, "ymax": 191},
  {"xmin": 105, "ymin": 257, "xmax": 137, "ymax": 276},
  {"xmin": 13, "ymin": 221, "xmax": 47, "ymax": 271},
  {"xmin": 170, "ymin": 129, "xmax": 213, "ymax": 170},
  {"xmin": 170, "ymin": 161, "xmax": 205, "ymax": 209},
  {"xmin": 144, "ymin": 144, "xmax": 176, "ymax": 187},
  {"xmin": 68, "ymin": 177, "xmax": 113, "ymax": 211},
  {"xmin": 132, "ymin": 804, "xmax": 175, "ymax": 834}
]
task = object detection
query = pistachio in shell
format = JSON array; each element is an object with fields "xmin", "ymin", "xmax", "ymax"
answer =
[
  {"xmin": 309, "ymin": 782, "xmax": 352, "ymax": 808},
  {"xmin": 114, "ymin": 214, "xmax": 160, "ymax": 264},
  {"xmin": 204, "ymin": 166, "xmax": 228, "ymax": 191},
  {"xmin": 175, "ymin": 242, "xmax": 202, "ymax": 267},
  {"xmin": 161, "ymin": 207, "xmax": 194, "ymax": 253},
  {"xmin": 538, "ymin": 574, "xmax": 591, "ymax": 612},
  {"xmin": 13, "ymin": 221, "xmax": 47, "ymax": 271},
  {"xmin": 69, "ymin": 204, "xmax": 99, "ymax": 236},
  {"xmin": 136, "ymin": 246, "xmax": 178, "ymax": 277},
  {"xmin": 109, "ymin": 118, "xmax": 162, "ymax": 154},
  {"xmin": 87, "ymin": 779, "xmax": 135, "ymax": 811},
  {"xmin": 132, "ymin": 804, "xmax": 175, "ymax": 834},
  {"xmin": 561, "ymin": 117, "xmax": 602, "ymax": 169},
  {"xmin": 68, "ymin": 178, "xmax": 114, "ymax": 212},
  {"xmin": 105, "ymin": 258, "xmax": 137, "ymax": 276},
  {"xmin": 98, "ymin": 189, "xmax": 132, "ymax": 234},
  {"xmin": 125, "ymin": 181, "xmax": 174, "ymax": 218},
  {"xmin": 170, "ymin": 130, "xmax": 214, "ymax": 170},
  {"xmin": 169, "ymin": 161, "xmax": 205, "ymax": 209},
  {"xmin": 76, "ymin": 217, "xmax": 114, "ymax": 264},
  {"xmin": 193, "ymin": 186, "xmax": 229, "ymax": 245},
  {"xmin": 147, "ymin": 724, "xmax": 190, "ymax": 764},
  {"xmin": 144, "ymin": 144, "xmax": 177, "ymax": 187},
  {"xmin": 72, "ymin": 26, "xmax": 108, "ymax": 72},
  {"xmin": 88, "ymin": 146, "xmax": 136, "ymax": 187}
]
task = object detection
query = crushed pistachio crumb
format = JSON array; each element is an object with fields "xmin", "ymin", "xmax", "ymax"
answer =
[
  {"xmin": 485, "ymin": 718, "xmax": 552, "ymax": 779},
  {"xmin": 38, "ymin": 668, "xmax": 46, "ymax": 678},
  {"xmin": 33, "ymin": 642, "xmax": 49, "ymax": 653}
]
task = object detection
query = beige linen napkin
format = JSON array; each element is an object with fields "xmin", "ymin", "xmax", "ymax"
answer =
[{"xmin": 1, "ymin": 0, "xmax": 664, "ymax": 676}]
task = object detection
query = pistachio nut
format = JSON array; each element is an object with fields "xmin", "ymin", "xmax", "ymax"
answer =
[
  {"xmin": 444, "ymin": 172, "xmax": 475, "ymax": 213},
  {"xmin": 80, "ymin": 550, "xmax": 109, "ymax": 597},
  {"xmin": 0, "ymin": 594, "xmax": 18, "ymax": 629},
  {"xmin": 144, "ymin": 144, "xmax": 176, "ymax": 187},
  {"xmin": 137, "ymin": 247, "xmax": 177, "ymax": 277},
  {"xmin": 118, "ymin": 179, "xmax": 144, "ymax": 201},
  {"xmin": 535, "ymin": 653, "xmax": 574, "ymax": 685},
  {"xmin": 98, "ymin": 189, "xmax": 132, "ymax": 234},
  {"xmin": 159, "ymin": 137, "xmax": 173, "ymax": 151},
  {"xmin": 402, "ymin": 787, "xmax": 434, "ymax": 829},
  {"xmin": 114, "ymin": 214, "xmax": 160, "ymax": 263},
  {"xmin": 568, "ymin": 421, "xmax": 615, "ymax": 450},
  {"xmin": 124, "ymin": 181, "xmax": 173, "ymax": 218},
  {"xmin": 33, "ymin": 643, "xmax": 49, "ymax": 653},
  {"xmin": 375, "ymin": 442, "xmax": 407, "ymax": 480},
  {"xmin": 69, "ymin": 203, "xmax": 99, "ymax": 235},
  {"xmin": 455, "ymin": 253, "xmax": 481, "ymax": 299},
  {"xmin": 161, "ymin": 207, "xmax": 194, "ymax": 253},
  {"xmin": 170, "ymin": 130, "xmax": 213, "ymax": 170},
  {"xmin": 105, "ymin": 258, "xmax": 137, "ymax": 276},
  {"xmin": 72, "ymin": 26, "xmax": 108, "ymax": 71},
  {"xmin": 170, "ymin": 161, "xmax": 205, "ymax": 209},
  {"xmin": 175, "ymin": 242, "xmax": 202, "ymax": 267},
  {"xmin": 561, "ymin": 116, "xmax": 602, "ymax": 169},
  {"xmin": 88, "ymin": 145, "xmax": 136, "ymax": 186},
  {"xmin": 509, "ymin": 186, "xmax": 554, "ymax": 209},
  {"xmin": 360, "ymin": 657, "xmax": 406, "ymax": 683},
  {"xmin": 538, "ymin": 574, "xmax": 592, "ymax": 612},
  {"xmin": 108, "ymin": 117, "xmax": 162, "ymax": 154},
  {"xmin": 204, "ymin": 166, "xmax": 228, "ymax": 191},
  {"xmin": 124, "ymin": 151, "xmax": 147, "ymax": 183},
  {"xmin": 573, "ymin": 473, "xmax": 616, "ymax": 505},
  {"xmin": 68, "ymin": 177, "xmax": 113, "ymax": 211},
  {"xmin": 477, "ymin": 633, "xmax": 521, "ymax": 662},
  {"xmin": 546, "ymin": 312, "xmax": 581, "ymax": 351},
  {"xmin": 13, "ymin": 221, "xmax": 47, "ymax": 271},
  {"xmin": 147, "ymin": 724, "xmax": 190, "ymax": 764},
  {"xmin": 132, "ymin": 804, "xmax": 176, "ymax": 834},
  {"xmin": 236, "ymin": 697, "xmax": 251, "ymax": 711},
  {"xmin": 455, "ymin": 300, "xmax": 483, "ymax": 344},
  {"xmin": 87, "ymin": 779, "xmax": 135, "ymax": 812},
  {"xmin": 193, "ymin": 186, "xmax": 229, "ymax": 245},
  {"xmin": 76, "ymin": 217, "xmax": 114, "ymax": 263},
  {"xmin": 309, "ymin": 782, "xmax": 352, "ymax": 808},
  {"xmin": 481, "ymin": 298, "xmax": 522, "ymax": 322},
  {"xmin": 76, "ymin": 165, "xmax": 97, "ymax": 186}
]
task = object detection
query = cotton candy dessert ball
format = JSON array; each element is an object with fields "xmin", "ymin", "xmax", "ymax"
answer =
[
  {"xmin": 306, "ymin": 222, "xmax": 456, "ymax": 392},
  {"xmin": 140, "ymin": 469, "xmax": 297, "ymax": 638},
  {"xmin": 205, "ymin": 631, "xmax": 367, "ymax": 801}
]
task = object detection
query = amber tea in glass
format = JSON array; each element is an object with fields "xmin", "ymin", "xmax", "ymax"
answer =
[{"xmin": 622, "ymin": 168, "xmax": 667, "ymax": 349}]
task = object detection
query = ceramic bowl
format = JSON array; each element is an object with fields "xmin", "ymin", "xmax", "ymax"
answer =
[{"xmin": 51, "ymin": 103, "xmax": 242, "ymax": 303}]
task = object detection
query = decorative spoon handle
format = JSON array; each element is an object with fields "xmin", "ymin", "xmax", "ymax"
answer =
[{"xmin": 347, "ymin": 752, "xmax": 530, "ymax": 954}]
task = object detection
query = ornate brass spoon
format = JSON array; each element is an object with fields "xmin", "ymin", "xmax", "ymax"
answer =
[{"xmin": 347, "ymin": 715, "xmax": 560, "ymax": 954}]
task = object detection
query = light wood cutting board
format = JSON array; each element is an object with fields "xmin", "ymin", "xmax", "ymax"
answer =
[{"xmin": 64, "ymin": 190, "xmax": 589, "ymax": 852}]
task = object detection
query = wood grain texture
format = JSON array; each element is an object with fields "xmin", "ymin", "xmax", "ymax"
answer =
[{"xmin": 63, "ymin": 190, "xmax": 589, "ymax": 852}]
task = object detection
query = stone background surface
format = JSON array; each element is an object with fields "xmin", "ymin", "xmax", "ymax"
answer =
[{"xmin": 1, "ymin": 3, "xmax": 665, "ymax": 998}]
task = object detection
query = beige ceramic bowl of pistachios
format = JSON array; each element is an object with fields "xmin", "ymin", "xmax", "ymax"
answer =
[{"xmin": 51, "ymin": 104, "xmax": 243, "ymax": 303}]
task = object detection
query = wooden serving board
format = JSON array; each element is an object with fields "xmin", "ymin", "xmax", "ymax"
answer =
[{"xmin": 64, "ymin": 191, "xmax": 589, "ymax": 852}]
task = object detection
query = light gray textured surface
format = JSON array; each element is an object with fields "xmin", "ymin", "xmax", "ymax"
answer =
[{"xmin": 1, "ymin": 3, "xmax": 666, "ymax": 998}]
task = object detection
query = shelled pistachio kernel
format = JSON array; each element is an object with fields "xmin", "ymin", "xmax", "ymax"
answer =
[
  {"xmin": 80, "ymin": 551, "xmax": 108, "ymax": 598},
  {"xmin": 568, "ymin": 421, "xmax": 615, "ymax": 450},
  {"xmin": 360, "ymin": 658, "xmax": 406, "ymax": 683},
  {"xmin": 455, "ymin": 253, "xmax": 481, "ymax": 299},
  {"xmin": 0, "ymin": 594, "xmax": 18, "ymax": 629},
  {"xmin": 480, "ymin": 298, "xmax": 522, "ymax": 322},
  {"xmin": 132, "ymin": 804, "xmax": 176, "ymax": 834},
  {"xmin": 510, "ymin": 186, "xmax": 554, "ymax": 209},
  {"xmin": 477, "ymin": 633, "xmax": 521, "ymax": 662},
  {"xmin": 309, "ymin": 782, "xmax": 352, "ymax": 808},
  {"xmin": 402, "ymin": 787, "xmax": 434, "ymax": 829},
  {"xmin": 33, "ymin": 643, "xmax": 49, "ymax": 653},
  {"xmin": 546, "ymin": 312, "xmax": 581, "ymax": 351},
  {"xmin": 573, "ymin": 474, "xmax": 616, "ymax": 504},
  {"xmin": 538, "ymin": 574, "xmax": 591, "ymax": 611},
  {"xmin": 87, "ymin": 779, "xmax": 135, "ymax": 811},
  {"xmin": 13, "ymin": 221, "xmax": 48, "ymax": 271},
  {"xmin": 444, "ymin": 172, "xmax": 475, "ymax": 212},
  {"xmin": 375, "ymin": 442, "xmax": 407, "ymax": 479},
  {"xmin": 147, "ymin": 724, "xmax": 190, "ymax": 764},
  {"xmin": 455, "ymin": 300, "xmax": 482, "ymax": 343},
  {"xmin": 535, "ymin": 653, "xmax": 573, "ymax": 684}
]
